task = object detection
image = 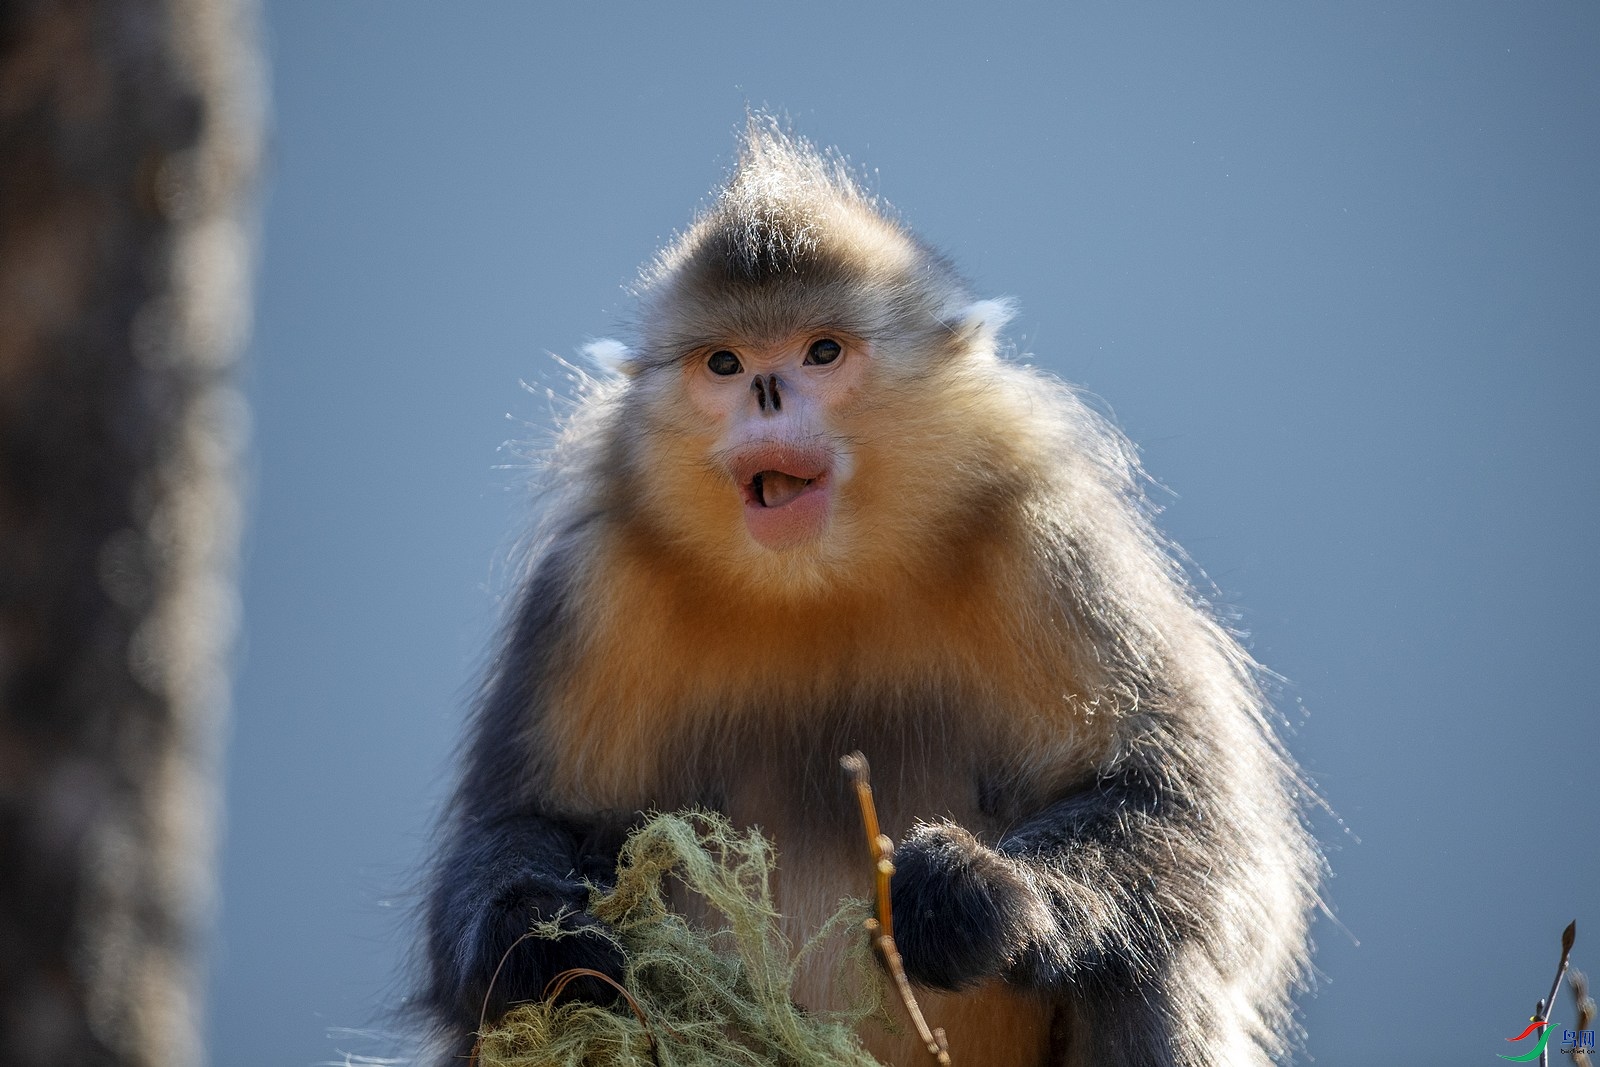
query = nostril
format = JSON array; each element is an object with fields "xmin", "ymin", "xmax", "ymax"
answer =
[{"xmin": 751, "ymin": 376, "xmax": 767, "ymax": 412}]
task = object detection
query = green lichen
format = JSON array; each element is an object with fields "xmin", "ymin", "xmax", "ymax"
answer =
[{"xmin": 475, "ymin": 811, "xmax": 890, "ymax": 1067}]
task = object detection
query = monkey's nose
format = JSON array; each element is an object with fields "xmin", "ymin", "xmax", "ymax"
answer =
[{"xmin": 751, "ymin": 374, "xmax": 783, "ymax": 413}]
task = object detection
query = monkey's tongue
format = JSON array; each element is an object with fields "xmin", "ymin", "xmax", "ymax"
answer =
[
  {"xmin": 741, "ymin": 467, "xmax": 830, "ymax": 550},
  {"xmin": 755, "ymin": 470, "xmax": 813, "ymax": 508}
]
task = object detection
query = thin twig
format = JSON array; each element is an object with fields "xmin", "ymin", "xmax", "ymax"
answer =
[
  {"xmin": 468, "ymin": 933, "xmax": 661, "ymax": 1067},
  {"xmin": 480, "ymin": 932, "xmax": 539, "ymax": 1037},
  {"xmin": 1545, "ymin": 922, "xmax": 1579, "ymax": 1025},
  {"xmin": 544, "ymin": 967, "xmax": 661, "ymax": 1064},
  {"xmin": 841, "ymin": 751, "xmax": 953, "ymax": 1067},
  {"xmin": 1531, "ymin": 923, "xmax": 1577, "ymax": 1067},
  {"xmin": 468, "ymin": 930, "xmax": 539, "ymax": 1067}
]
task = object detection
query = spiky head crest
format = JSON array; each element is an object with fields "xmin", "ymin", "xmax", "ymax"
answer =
[
  {"xmin": 686, "ymin": 117, "xmax": 867, "ymax": 281},
  {"xmin": 633, "ymin": 118, "xmax": 970, "ymax": 368}
]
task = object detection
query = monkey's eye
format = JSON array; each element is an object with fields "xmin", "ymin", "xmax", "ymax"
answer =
[
  {"xmin": 805, "ymin": 338, "xmax": 842, "ymax": 366},
  {"xmin": 707, "ymin": 350, "xmax": 743, "ymax": 376}
]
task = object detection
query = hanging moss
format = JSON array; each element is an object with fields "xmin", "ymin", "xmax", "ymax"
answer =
[{"xmin": 475, "ymin": 812, "xmax": 891, "ymax": 1067}]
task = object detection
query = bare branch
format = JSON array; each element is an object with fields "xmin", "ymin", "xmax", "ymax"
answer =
[{"xmin": 841, "ymin": 752, "xmax": 952, "ymax": 1067}]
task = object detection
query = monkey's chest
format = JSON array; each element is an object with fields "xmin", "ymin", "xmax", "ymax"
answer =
[
  {"xmin": 677, "ymin": 700, "xmax": 1027, "ymax": 845},
  {"xmin": 550, "ymin": 683, "xmax": 1062, "ymax": 1063},
  {"xmin": 710, "ymin": 728, "xmax": 992, "ymax": 926},
  {"xmin": 669, "ymin": 731, "xmax": 1057, "ymax": 1067}
]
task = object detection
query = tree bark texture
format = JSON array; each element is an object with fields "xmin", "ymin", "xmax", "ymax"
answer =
[{"xmin": 0, "ymin": 1, "xmax": 259, "ymax": 1064}]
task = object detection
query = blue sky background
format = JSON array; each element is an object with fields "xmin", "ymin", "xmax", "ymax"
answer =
[{"xmin": 212, "ymin": 4, "xmax": 1598, "ymax": 1063}]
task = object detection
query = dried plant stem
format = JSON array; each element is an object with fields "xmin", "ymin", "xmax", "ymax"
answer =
[
  {"xmin": 1547, "ymin": 922, "xmax": 1578, "ymax": 1025},
  {"xmin": 1528, "ymin": 922, "xmax": 1577, "ymax": 1067},
  {"xmin": 470, "ymin": 935, "xmax": 662, "ymax": 1067},
  {"xmin": 544, "ymin": 968, "xmax": 663, "ymax": 1065},
  {"xmin": 544, "ymin": 968, "xmax": 658, "ymax": 1045},
  {"xmin": 841, "ymin": 752, "xmax": 953, "ymax": 1067},
  {"xmin": 480, "ymin": 932, "xmax": 538, "ymax": 1038}
]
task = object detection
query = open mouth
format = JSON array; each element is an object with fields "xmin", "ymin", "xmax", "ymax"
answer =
[
  {"xmin": 729, "ymin": 445, "xmax": 835, "ymax": 549},
  {"xmin": 748, "ymin": 470, "xmax": 820, "ymax": 509}
]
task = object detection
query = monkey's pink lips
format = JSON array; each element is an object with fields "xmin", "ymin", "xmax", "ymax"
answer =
[{"xmin": 731, "ymin": 450, "xmax": 833, "ymax": 549}]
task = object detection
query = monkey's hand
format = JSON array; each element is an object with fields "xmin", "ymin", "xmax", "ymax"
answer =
[
  {"xmin": 888, "ymin": 822, "xmax": 1056, "ymax": 991},
  {"xmin": 437, "ymin": 868, "xmax": 627, "ymax": 1027}
]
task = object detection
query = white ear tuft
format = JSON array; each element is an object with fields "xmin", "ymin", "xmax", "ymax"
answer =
[
  {"xmin": 581, "ymin": 338, "xmax": 634, "ymax": 376},
  {"xmin": 945, "ymin": 298, "xmax": 1017, "ymax": 349}
]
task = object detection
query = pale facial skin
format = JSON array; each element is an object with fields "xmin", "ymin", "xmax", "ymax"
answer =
[{"xmin": 680, "ymin": 332, "xmax": 867, "ymax": 551}]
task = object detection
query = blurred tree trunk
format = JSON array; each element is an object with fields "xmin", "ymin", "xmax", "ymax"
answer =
[{"xmin": 0, "ymin": 1, "xmax": 259, "ymax": 1064}]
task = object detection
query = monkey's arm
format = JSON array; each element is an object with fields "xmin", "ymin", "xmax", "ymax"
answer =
[
  {"xmin": 420, "ymin": 540, "xmax": 625, "ymax": 1042},
  {"xmin": 422, "ymin": 809, "xmax": 625, "ymax": 1031},
  {"xmin": 889, "ymin": 710, "xmax": 1254, "ymax": 998}
]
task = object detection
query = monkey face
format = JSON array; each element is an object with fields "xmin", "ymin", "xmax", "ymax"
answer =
[
  {"xmin": 681, "ymin": 331, "xmax": 867, "ymax": 551},
  {"xmin": 610, "ymin": 310, "xmax": 1029, "ymax": 601}
]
